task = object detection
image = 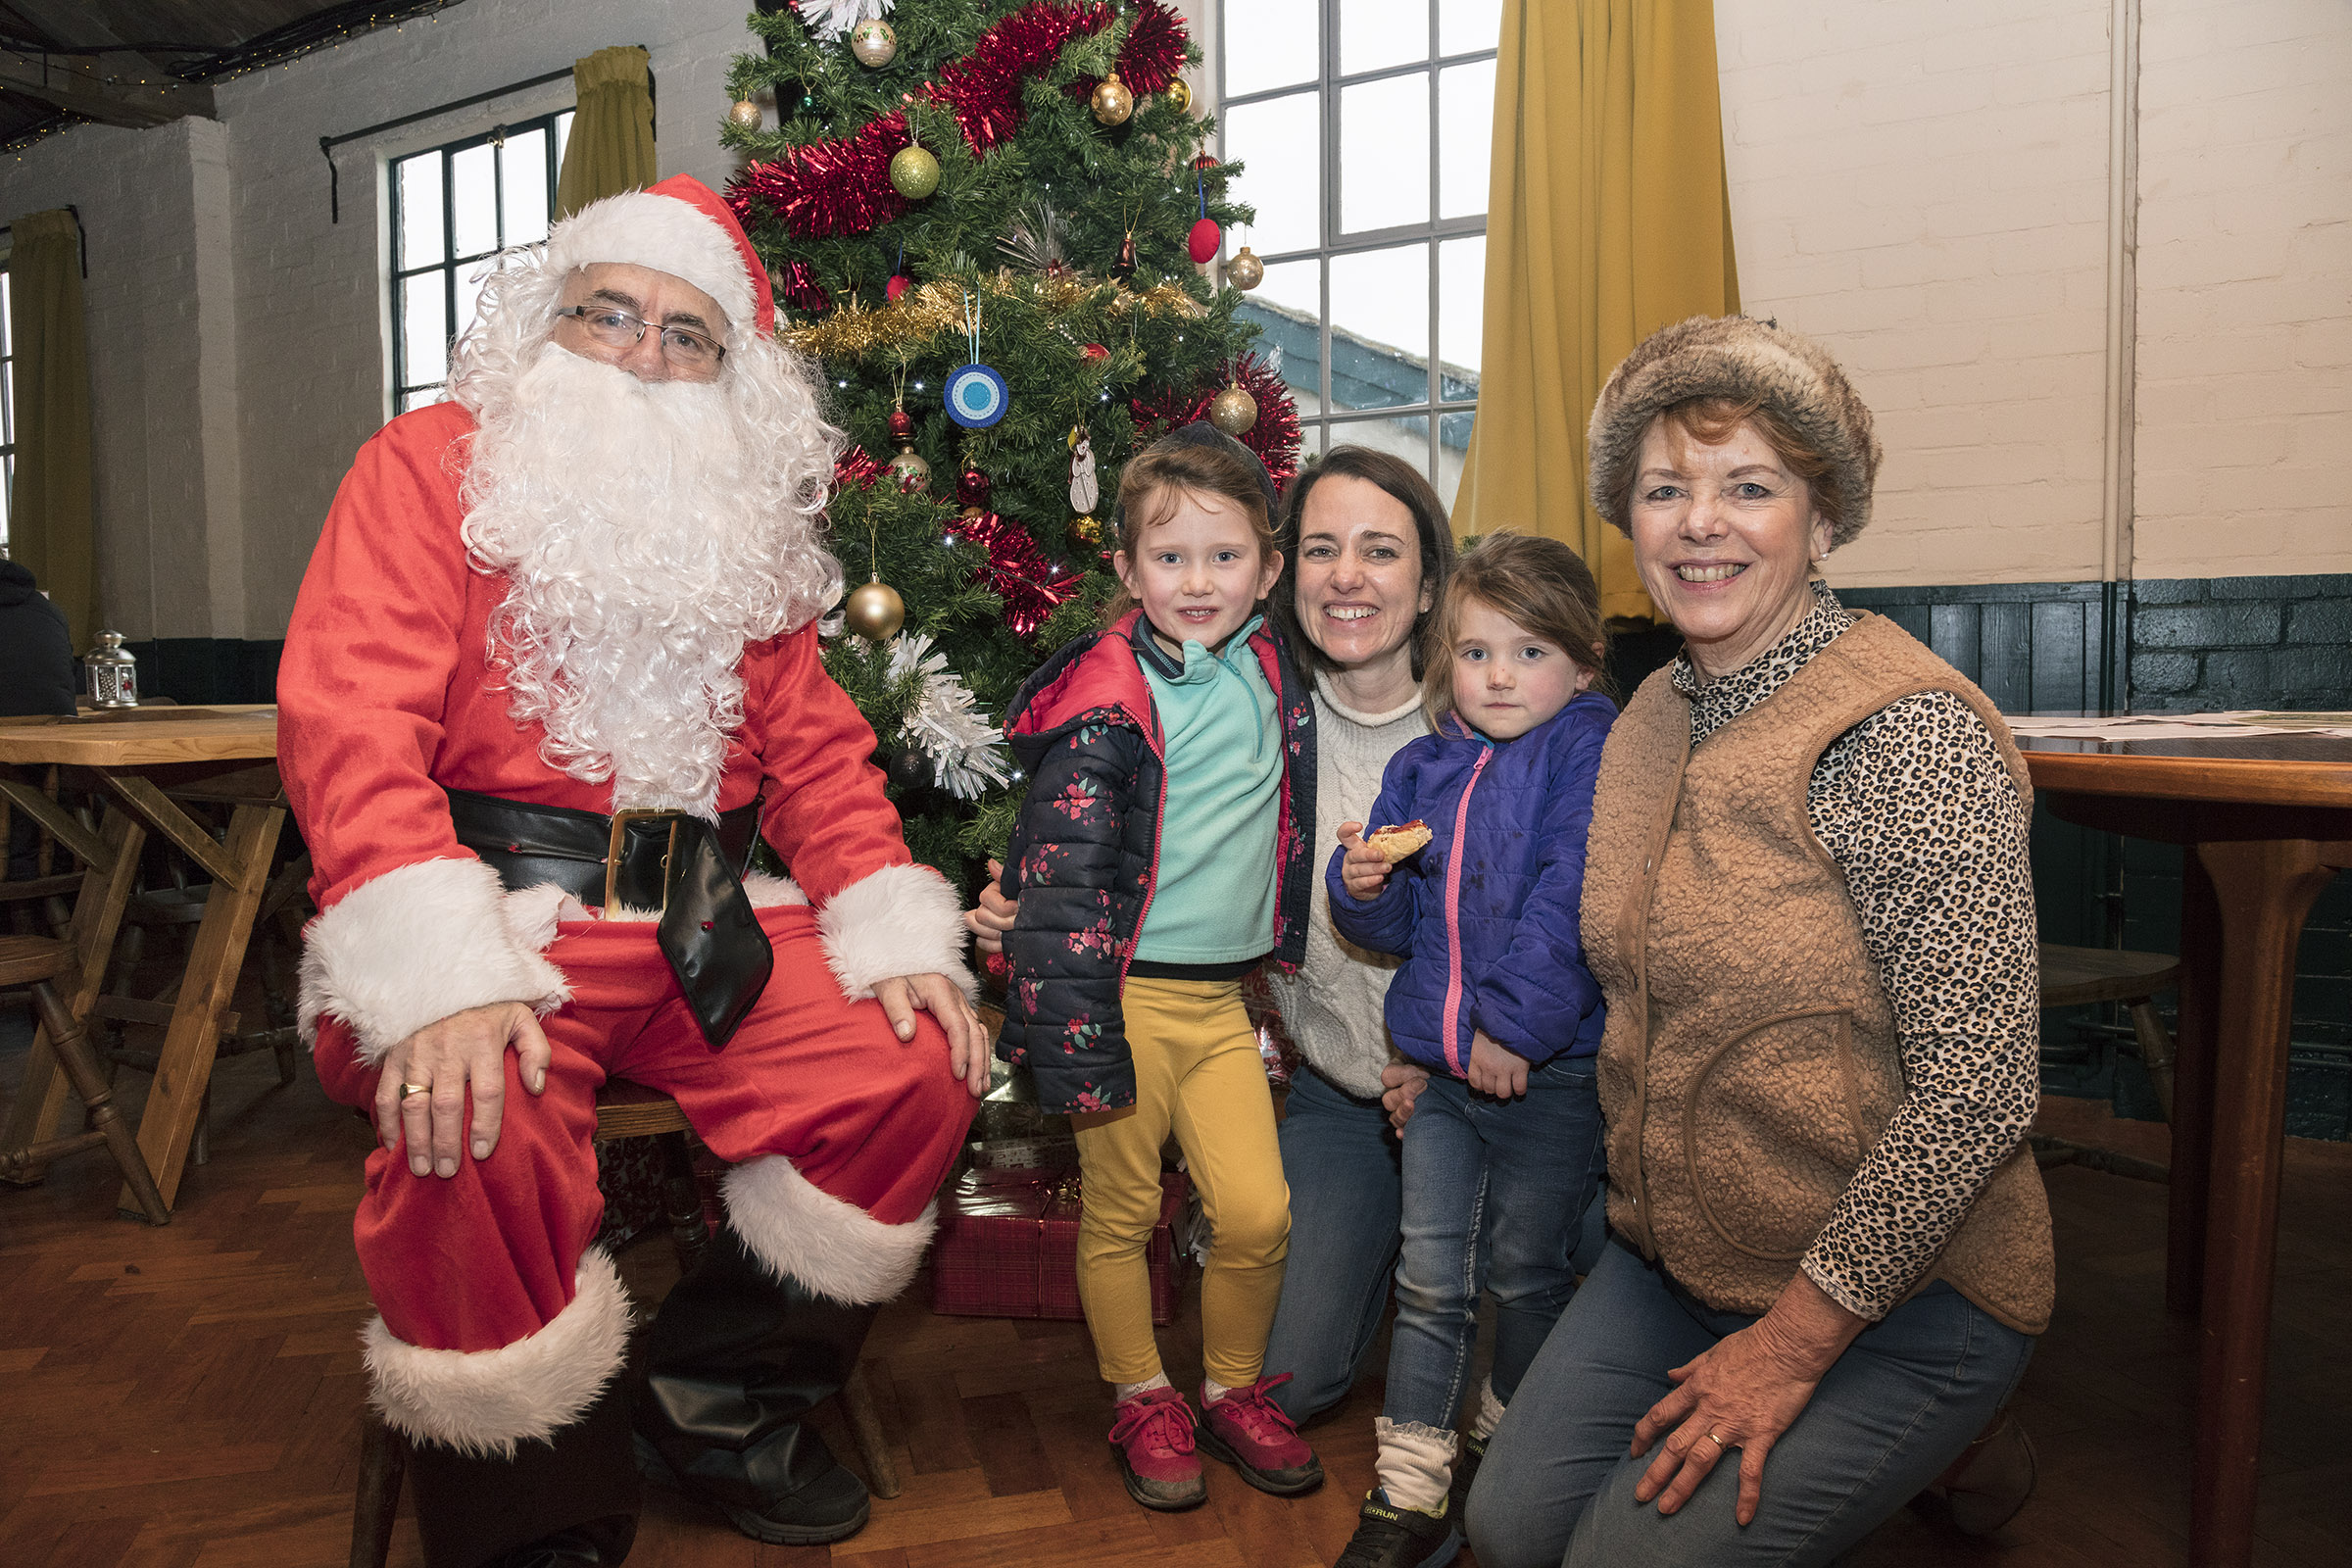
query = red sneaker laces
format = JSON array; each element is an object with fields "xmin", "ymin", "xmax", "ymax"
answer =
[
  {"xmin": 1209, "ymin": 1373, "xmax": 1301, "ymax": 1442},
  {"xmin": 1110, "ymin": 1391, "xmax": 1197, "ymax": 1455}
]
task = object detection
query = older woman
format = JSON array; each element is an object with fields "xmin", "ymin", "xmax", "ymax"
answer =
[
  {"xmin": 1465, "ymin": 317, "xmax": 2050, "ymax": 1568},
  {"xmin": 972, "ymin": 446, "xmax": 1456, "ymax": 1427}
]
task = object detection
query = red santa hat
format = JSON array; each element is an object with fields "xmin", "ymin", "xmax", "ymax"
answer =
[{"xmin": 542, "ymin": 173, "xmax": 774, "ymax": 336}]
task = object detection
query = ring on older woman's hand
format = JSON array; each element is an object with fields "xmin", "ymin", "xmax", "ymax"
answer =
[
  {"xmin": 399, "ymin": 1082, "xmax": 430, "ymax": 1100},
  {"xmin": 1702, "ymin": 1431, "xmax": 1728, "ymax": 1450}
]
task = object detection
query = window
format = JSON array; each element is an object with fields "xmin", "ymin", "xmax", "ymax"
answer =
[
  {"xmin": 0, "ymin": 262, "xmax": 14, "ymax": 555},
  {"xmin": 389, "ymin": 110, "xmax": 574, "ymax": 413},
  {"xmin": 1219, "ymin": 0, "xmax": 1498, "ymax": 507}
]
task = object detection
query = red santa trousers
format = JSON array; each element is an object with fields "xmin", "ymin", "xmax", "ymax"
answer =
[{"xmin": 313, "ymin": 903, "xmax": 974, "ymax": 1455}]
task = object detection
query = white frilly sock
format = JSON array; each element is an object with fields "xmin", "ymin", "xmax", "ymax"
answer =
[
  {"xmin": 1373, "ymin": 1417, "xmax": 1458, "ymax": 1513},
  {"xmin": 1471, "ymin": 1376, "xmax": 1506, "ymax": 1442},
  {"xmin": 1114, "ymin": 1372, "xmax": 1172, "ymax": 1402}
]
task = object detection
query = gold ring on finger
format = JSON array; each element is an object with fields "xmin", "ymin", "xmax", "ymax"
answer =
[
  {"xmin": 400, "ymin": 1082, "xmax": 430, "ymax": 1099},
  {"xmin": 1703, "ymin": 1430, "xmax": 1728, "ymax": 1449}
]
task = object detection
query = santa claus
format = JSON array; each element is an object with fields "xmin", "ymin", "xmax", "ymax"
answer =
[{"xmin": 278, "ymin": 174, "xmax": 983, "ymax": 1568}]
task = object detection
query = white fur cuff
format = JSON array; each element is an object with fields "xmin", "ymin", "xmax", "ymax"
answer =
[
  {"xmin": 816, "ymin": 860, "xmax": 974, "ymax": 1001},
  {"xmin": 298, "ymin": 857, "xmax": 571, "ymax": 1067},
  {"xmin": 363, "ymin": 1249, "xmax": 632, "ymax": 1457},
  {"xmin": 722, "ymin": 1154, "xmax": 937, "ymax": 1306}
]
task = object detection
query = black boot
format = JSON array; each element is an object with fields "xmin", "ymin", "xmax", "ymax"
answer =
[
  {"xmin": 406, "ymin": 1380, "xmax": 640, "ymax": 1568},
  {"xmin": 633, "ymin": 1225, "xmax": 876, "ymax": 1545}
]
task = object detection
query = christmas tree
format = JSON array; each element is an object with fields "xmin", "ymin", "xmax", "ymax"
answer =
[{"xmin": 720, "ymin": 0, "xmax": 1298, "ymax": 881}]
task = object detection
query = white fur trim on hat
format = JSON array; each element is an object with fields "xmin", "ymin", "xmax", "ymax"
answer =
[
  {"xmin": 362, "ymin": 1249, "xmax": 632, "ymax": 1457},
  {"xmin": 722, "ymin": 1154, "xmax": 937, "ymax": 1305},
  {"xmin": 299, "ymin": 858, "xmax": 572, "ymax": 1068},
  {"xmin": 817, "ymin": 860, "xmax": 975, "ymax": 1001},
  {"xmin": 544, "ymin": 187, "xmax": 757, "ymax": 331}
]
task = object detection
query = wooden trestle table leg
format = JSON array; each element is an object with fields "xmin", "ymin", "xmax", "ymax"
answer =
[
  {"xmin": 2187, "ymin": 837, "xmax": 2336, "ymax": 1568},
  {"xmin": 2166, "ymin": 848, "xmax": 2222, "ymax": 1316}
]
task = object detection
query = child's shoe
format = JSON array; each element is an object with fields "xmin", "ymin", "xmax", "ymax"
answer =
[
  {"xmin": 1106, "ymin": 1385, "xmax": 1207, "ymax": 1511},
  {"xmin": 1446, "ymin": 1431, "xmax": 1485, "ymax": 1519},
  {"xmin": 1195, "ymin": 1374, "xmax": 1324, "ymax": 1495},
  {"xmin": 1334, "ymin": 1489, "xmax": 1463, "ymax": 1568}
]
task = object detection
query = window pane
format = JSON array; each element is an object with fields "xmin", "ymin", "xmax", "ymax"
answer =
[
  {"xmin": 2, "ymin": 355, "xmax": 12, "ymax": 445},
  {"xmin": 402, "ymin": 272, "xmax": 449, "ymax": 390},
  {"xmin": 397, "ymin": 153, "xmax": 445, "ymax": 270},
  {"xmin": 1434, "ymin": 415, "xmax": 1467, "ymax": 510},
  {"xmin": 454, "ymin": 261, "xmax": 492, "ymax": 347},
  {"xmin": 1329, "ymin": 412, "xmax": 1430, "ymax": 482},
  {"xmin": 1340, "ymin": 0, "xmax": 1428, "ymax": 76},
  {"xmin": 1438, "ymin": 61, "xmax": 1494, "ymax": 220},
  {"xmin": 1238, "ymin": 257, "xmax": 1323, "ymax": 416},
  {"xmin": 555, "ymin": 111, "xmax": 575, "ymax": 172},
  {"xmin": 501, "ymin": 128, "xmax": 550, "ymax": 245},
  {"xmin": 1330, "ymin": 241, "xmax": 1429, "ymax": 412},
  {"xmin": 1440, "ymin": 0, "xmax": 1503, "ymax": 56},
  {"xmin": 401, "ymin": 387, "xmax": 444, "ymax": 414},
  {"xmin": 1339, "ymin": 74, "xmax": 1430, "ymax": 234},
  {"xmin": 1223, "ymin": 92, "xmax": 1321, "ymax": 257},
  {"xmin": 1223, "ymin": 0, "xmax": 1318, "ymax": 99},
  {"xmin": 450, "ymin": 142, "xmax": 498, "ymax": 259},
  {"xmin": 1438, "ymin": 234, "xmax": 1484, "ymax": 387}
]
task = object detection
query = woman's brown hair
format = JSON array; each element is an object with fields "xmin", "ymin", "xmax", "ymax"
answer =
[
  {"xmin": 1607, "ymin": 394, "xmax": 1844, "ymax": 539},
  {"xmin": 1273, "ymin": 446, "xmax": 1457, "ymax": 679},
  {"xmin": 1104, "ymin": 426, "xmax": 1280, "ymax": 624},
  {"xmin": 1420, "ymin": 531, "xmax": 1612, "ymax": 725}
]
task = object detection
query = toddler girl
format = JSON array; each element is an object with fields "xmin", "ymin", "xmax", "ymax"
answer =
[
  {"xmin": 997, "ymin": 422, "xmax": 1321, "ymax": 1512},
  {"xmin": 1327, "ymin": 532, "xmax": 1616, "ymax": 1567}
]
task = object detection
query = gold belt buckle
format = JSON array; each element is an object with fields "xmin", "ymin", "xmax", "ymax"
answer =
[{"xmin": 606, "ymin": 808, "xmax": 680, "ymax": 913}]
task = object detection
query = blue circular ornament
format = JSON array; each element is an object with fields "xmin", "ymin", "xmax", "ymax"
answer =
[{"xmin": 945, "ymin": 363, "xmax": 1009, "ymax": 428}]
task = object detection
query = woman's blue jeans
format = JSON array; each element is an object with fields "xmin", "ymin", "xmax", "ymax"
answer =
[
  {"xmin": 1466, "ymin": 1238, "xmax": 2035, "ymax": 1568},
  {"xmin": 1383, "ymin": 1053, "xmax": 1606, "ymax": 1432},
  {"xmin": 1260, "ymin": 1061, "xmax": 1403, "ymax": 1424}
]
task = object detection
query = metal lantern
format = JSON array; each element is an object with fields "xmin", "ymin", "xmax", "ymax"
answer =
[{"xmin": 85, "ymin": 630, "xmax": 138, "ymax": 709}]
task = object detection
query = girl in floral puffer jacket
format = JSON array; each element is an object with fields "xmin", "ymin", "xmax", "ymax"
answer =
[{"xmin": 1326, "ymin": 533, "xmax": 1616, "ymax": 1568}]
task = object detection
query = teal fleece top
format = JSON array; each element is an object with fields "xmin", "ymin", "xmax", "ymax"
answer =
[{"xmin": 1133, "ymin": 613, "xmax": 1282, "ymax": 964}]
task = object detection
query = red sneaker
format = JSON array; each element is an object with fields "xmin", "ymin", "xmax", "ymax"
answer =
[
  {"xmin": 1107, "ymin": 1386, "xmax": 1207, "ymax": 1511},
  {"xmin": 1196, "ymin": 1374, "xmax": 1325, "ymax": 1496}
]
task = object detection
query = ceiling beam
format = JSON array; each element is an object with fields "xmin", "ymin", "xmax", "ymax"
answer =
[{"xmin": 0, "ymin": 48, "xmax": 213, "ymax": 127}]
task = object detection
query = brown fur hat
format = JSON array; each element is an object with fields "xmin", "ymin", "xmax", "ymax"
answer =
[{"xmin": 1587, "ymin": 316, "xmax": 1883, "ymax": 550}]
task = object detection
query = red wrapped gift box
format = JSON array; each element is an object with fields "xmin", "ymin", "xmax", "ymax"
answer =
[{"xmin": 932, "ymin": 1165, "xmax": 1189, "ymax": 1325}]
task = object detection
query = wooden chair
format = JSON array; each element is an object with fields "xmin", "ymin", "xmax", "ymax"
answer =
[
  {"xmin": 0, "ymin": 934, "xmax": 171, "ymax": 1223},
  {"xmin": 349, "ymin": 1080, "xmax": 902, "ymax": 1568},
  {"xmin": 2031, "ymin": 943, "xmax": 2181, "ymax": 1182}
]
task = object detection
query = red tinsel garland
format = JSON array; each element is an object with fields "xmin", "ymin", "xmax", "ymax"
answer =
[
  {"xmin": 833, "ymin": 445, "xmax": 887, "ymax": 490},
  {"xmin": 946, "ymin": 510, "xmax": 1081, "ymax": 638},
  {"xmin": 1129, "ymin": 354, "xmax": 1303, "ymax": 492},
  {"xmin": 729, "ymin": 0, "xmax": 1190, "ymax": 241}
]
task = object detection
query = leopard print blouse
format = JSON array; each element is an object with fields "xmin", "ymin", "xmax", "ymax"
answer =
[{"xmin": 1672, "ymin": 584, "xmax": 2040, "ymax": 1321}]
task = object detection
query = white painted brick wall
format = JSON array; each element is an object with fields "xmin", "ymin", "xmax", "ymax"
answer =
[
  {"xmin": 2131, "ymin": 0, "xmax": 2352, "ymax": 578},
  {"xmin": 1715, "ymin": 0, "xmax": 2117, "ymax": 589}
]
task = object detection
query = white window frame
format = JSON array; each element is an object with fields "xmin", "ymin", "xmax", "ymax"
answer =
[
  {"xmin": 0, "ymin": 255, "xmax": 15, "ymax": 556},
  {"xmin": 1217, "ymin": 0, "xmax": 1494, "ymax": 491}
]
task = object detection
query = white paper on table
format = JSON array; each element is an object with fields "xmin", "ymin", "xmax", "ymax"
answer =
[{"xmin": 2001, "ymin": 711, "xmax": 2352, "ymax": 741}]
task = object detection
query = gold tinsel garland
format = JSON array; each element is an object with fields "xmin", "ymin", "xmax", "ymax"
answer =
[{"xmin": 777, "ymin": 272, "xmax": 1206, "ymax": 360}]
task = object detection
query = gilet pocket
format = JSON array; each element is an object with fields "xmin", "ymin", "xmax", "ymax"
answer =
[{"xmin": 1680, "ymin": 1007, "xmax": 1869, "ymax": 1260}]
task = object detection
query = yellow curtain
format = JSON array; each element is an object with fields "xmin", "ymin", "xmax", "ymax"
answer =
[
  {"xmin": 556, "ymin": 46, "xmax": 656, "ymax": 219},
  {"xmin": 1453, "ymin": 0, "xmax": 1740, "ymax": 623},
  {"xmin": 6, "ymin": 209, "xmax": 96, "ymax": 649}
]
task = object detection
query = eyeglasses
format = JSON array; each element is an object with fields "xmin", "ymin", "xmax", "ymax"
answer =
[{"xmin": 555, "ymin": 305, "xmax": 727, "ymax": 370}]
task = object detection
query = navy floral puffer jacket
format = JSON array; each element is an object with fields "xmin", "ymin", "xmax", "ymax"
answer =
[{"xmin": 996, "ymin": 611, "xmax": 1316, "ymax": 1113}]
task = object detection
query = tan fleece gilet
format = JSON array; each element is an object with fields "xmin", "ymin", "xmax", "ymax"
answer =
[{"xmin": 1583, "ymin": 612, "xmax": 2054, "ymax": 1335}]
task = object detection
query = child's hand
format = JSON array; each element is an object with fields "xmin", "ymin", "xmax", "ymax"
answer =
[
  {"xmin": 1336, "ymin": 821, "xmax": 1394, "ymax": 900},
  {"xmin": 1381, "ymin": 1060, "xmax": 1430, "ymax": 1133},
  {"xmin": 964, "ymin": 858, "xmax": 1016, "ymax": 956},
  {"xmin": 1467, "ymin": 1031, "xmax": 1532, "ymax": 1100}
]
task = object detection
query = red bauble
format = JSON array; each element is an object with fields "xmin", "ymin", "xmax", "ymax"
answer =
[
  {"xmin": 887, "ymin": 410, "xmax": 915, "ymax": 441},
  {"xmin": 1188, "ymin": 217, "xmax": 1221, "ymax": 265},
  {"xmin": 887, "ymin": 273, "xmax": 911, "ymax": 302},
  {"xmin": 1192, "ymin": 154, "xmax": 1219, "ymax": 171},
  {"xmin": 956, "ymin": 466, "xmax": 993, "ymax": 512},
  {"xmin": 1081, "ymin": 343, "xmax": 1109, "ymax": 360}
]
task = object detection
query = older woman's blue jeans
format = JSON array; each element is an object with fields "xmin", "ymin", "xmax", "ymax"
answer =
[
  {"xmin": 1384, "ymin": 1054, "xmax": 1606, "ymax": 1431},
  {"xmin": 1466, "ymin": 1239, "xmax": 2034, "ymax": 1568},
  {"xmin": 1260, "ymin": 1061, "xmax": 1403, "ymax": 1424}
]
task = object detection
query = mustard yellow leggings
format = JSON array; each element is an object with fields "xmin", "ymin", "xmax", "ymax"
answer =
[{"xmin": 1071, "ymin": 975, "xmax": 1292, "ymax": 1390}]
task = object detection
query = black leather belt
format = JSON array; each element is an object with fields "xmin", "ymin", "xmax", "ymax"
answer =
[{"xmin": 445, "ymin": 787, "xmax": 772, "ymax": 1050}]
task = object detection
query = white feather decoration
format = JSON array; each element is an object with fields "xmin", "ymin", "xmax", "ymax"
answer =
[
  {"xmin": 887, "ymin": 633, "xmax": 1013, "ymax": 801},
  {"xmin": 801, "ymin": 0, "xmax": 892, "ymax": 43}
]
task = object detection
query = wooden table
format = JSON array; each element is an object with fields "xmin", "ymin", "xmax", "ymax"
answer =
[
  {"xmin": 2017, "ymin": 731, "xmax": 2352, "ymax": 1568},
  {"xmin": 0, "ymin": 705, "xmax": 286, "ymax": 1216}
]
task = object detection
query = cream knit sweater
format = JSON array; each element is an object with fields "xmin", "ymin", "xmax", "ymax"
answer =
[{"xmin": 1262, "ymin": 674, "xmax": 1427, "ymax": 1099}]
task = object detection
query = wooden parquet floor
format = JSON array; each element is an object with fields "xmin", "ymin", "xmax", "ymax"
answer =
[{"xmin": 3, "ymin": 1007, "xmax": 2349, "ymax": 1568}]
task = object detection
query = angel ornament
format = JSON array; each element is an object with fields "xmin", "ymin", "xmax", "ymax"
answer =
[{"xmin": 1068, "ymin": 428, "xmax": 1100, "ymax": 514}]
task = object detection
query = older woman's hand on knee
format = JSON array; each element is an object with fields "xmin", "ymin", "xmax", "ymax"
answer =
[{"xmin": 1628, "ymin": 1271, "xmax": 1865, "ymax": 1525}]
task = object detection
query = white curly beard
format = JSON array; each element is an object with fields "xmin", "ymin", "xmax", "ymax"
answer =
[{"xmin": 458, "ymin": 342, "xmax": 841, "ymax": 816}]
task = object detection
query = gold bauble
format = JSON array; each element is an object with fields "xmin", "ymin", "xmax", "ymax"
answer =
[
  {"xmin": 1208, "ymin": 385, "xmax": 1259, "ymax": 436},
  {"xmin": 888, "ymin": 144, "xmax": 941, "ymax": 200},
  {"xmin": 1090, "ymin": 72, "xmax": 1135, "ymax": 125},
  {"xmin": 1226, "ymin": 245, "xmax": 1264, "ymax": 291},
  {"xmin": 844, "ymin": 577, "xmax": 906, "ymax": 641},
  {"xmin": 727, "ymin": 99, "xmax": 762, "ymax": 129},
  {"xmin": 889, "ymin": 447, "xmax": 931, "ymax": 492},
  {"xmin": 850, "ymin": 19, "xmax": 898, "ymax": 68},
  {"xmin": 1070, "ymin": 514, "xmax": 1102, "ymax": 545},
  {"xmin": 1165, "ymin": 77, "xmax": 1193, "ymax": 115}
]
